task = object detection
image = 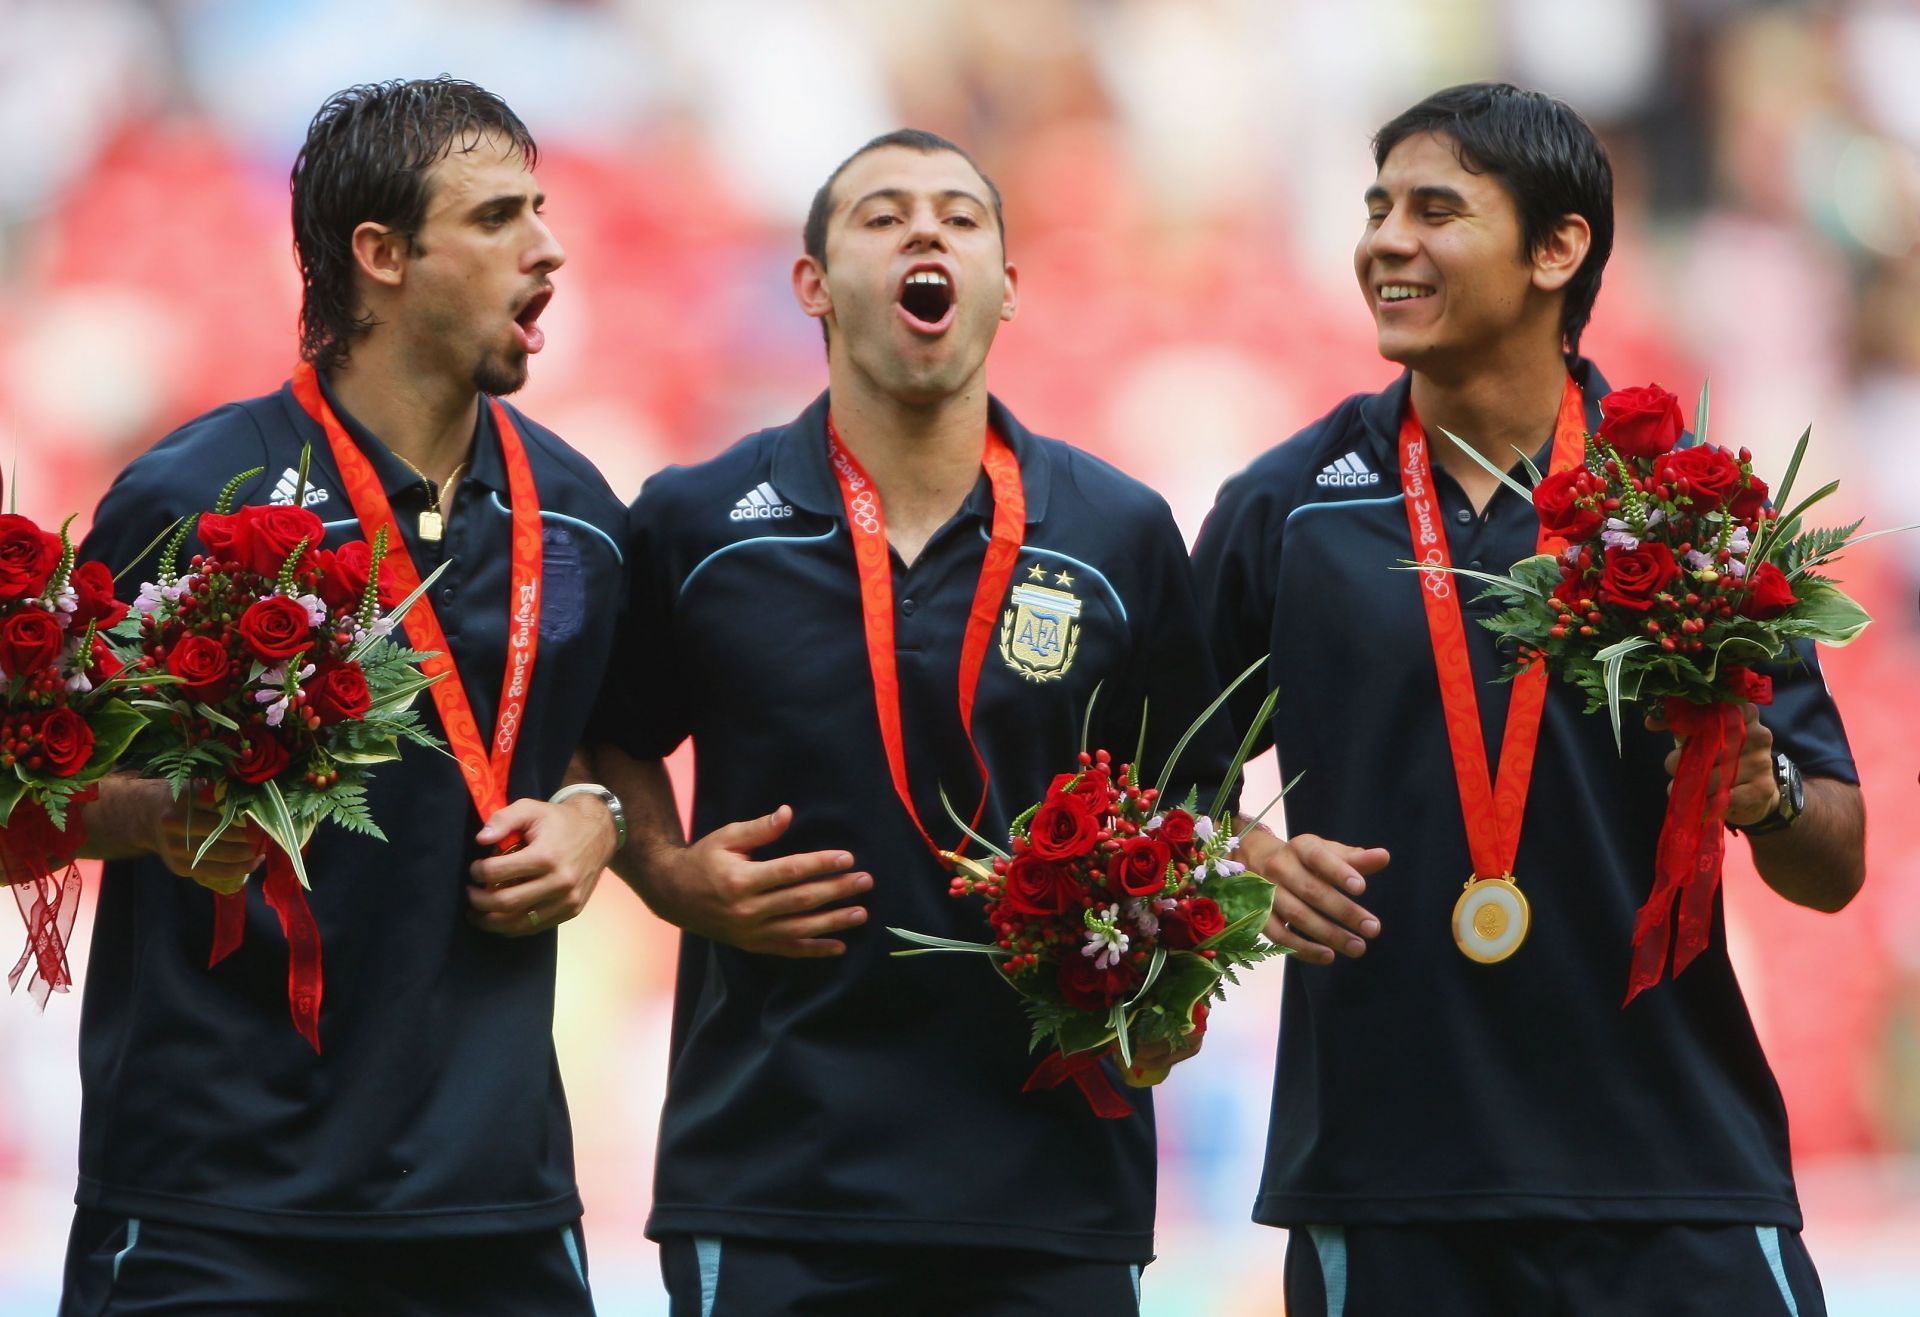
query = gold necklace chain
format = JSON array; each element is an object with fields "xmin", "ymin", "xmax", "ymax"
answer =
[{"xmin": 389, "ymin": 452, "xmax": 469, "ymax": 543}]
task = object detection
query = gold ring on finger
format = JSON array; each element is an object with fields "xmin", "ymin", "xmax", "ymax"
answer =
[{"xmin": 527, "ymin": 908, "xmax": 542, "ymax": 929}]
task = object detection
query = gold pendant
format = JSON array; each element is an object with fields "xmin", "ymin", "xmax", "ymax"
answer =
[
  {"xmin": 418, "ymin": 508, "xmax": 444, "ymax": 542},
  {"xmin": 1452, "ymin": 876, "xmax": 1529, "ymax": 963}
]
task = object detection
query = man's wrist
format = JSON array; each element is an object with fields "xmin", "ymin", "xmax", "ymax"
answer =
[{"xmin": 551, "ymin": 782, "xmax": 627, "ymax": 858}]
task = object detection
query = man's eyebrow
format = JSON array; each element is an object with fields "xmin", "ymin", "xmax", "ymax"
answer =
[
  {"xmin": 848, "ymin": 186, "xmax": 989, "ymax": 211},
  {"xmin": 467, "ymin": 191, "xmax": 542, "ymax": 217},
  {"xmin": 1365, "ymin": 184, "xmax": 1470, "ymax": 208}
]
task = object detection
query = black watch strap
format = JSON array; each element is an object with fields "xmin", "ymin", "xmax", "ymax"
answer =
[{"xmin": 1736, "ymin": 752, "xmax": 1803, "ymax": 837}]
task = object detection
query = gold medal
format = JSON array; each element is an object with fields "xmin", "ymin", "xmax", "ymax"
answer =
[
  {"xmin": 418, "ymin": 508, "xmax": 444, "ymax": 542},
  {"xmin": 1452, "ymin": 876, "xmax": 1529, "ymax": 963}
]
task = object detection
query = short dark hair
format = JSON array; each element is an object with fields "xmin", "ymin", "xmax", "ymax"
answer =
[
  {"xmin": 1373, "ymin": 82, "xmax": 1613, "ymax": 357},
  {"xmin": 292, "ymin": 77, "xmax": 538, "ymax": 372},
  {"xmin": 803, "ymin": 128, "xmax": 1006, "ymax": 267}
]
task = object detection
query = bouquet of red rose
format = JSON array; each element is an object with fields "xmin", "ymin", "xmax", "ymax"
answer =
[
  {"xmin": 0, "ymin": 513, "xmax": 145, "ymax": 1003},
  {"xmin": 892, "ymin": 673, "xmax": 1285, "ymax": 1117},
  {"xmin": 112, "ymin": 466, "xmax": 444, "ymax": 1048},
  {"xmin": 1439, "ymin": 382, "xmax": 1889, "ymax": 1000}
]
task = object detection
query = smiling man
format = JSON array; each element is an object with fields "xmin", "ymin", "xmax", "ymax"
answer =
[
  {"xmin": 1193, "ymin": 84, "xmax": 1864, "ymax": 1316},
  {"xmin": 591, "ymin": 129, "xmax": 1231, "ymax": 1314},
  {"xmin": 61, "ymin": 79, "xmax": 625, "ymax": 1314}
]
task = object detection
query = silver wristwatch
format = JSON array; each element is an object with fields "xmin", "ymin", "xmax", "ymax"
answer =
[{"xmin": 550, "ymin": 782, "xmax": 627, "ymax": 852}]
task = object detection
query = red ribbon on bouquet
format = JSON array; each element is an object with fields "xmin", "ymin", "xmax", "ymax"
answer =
[
  {"xmin": 2, "ymin": 791, "xmax": 96, "ymax": 1005},
  {"xmin": 1624, "ymin": 698, "xmax": 1747, "ymax": 1004},
  {"xmin": 1023, "ymin": 1048, "xmax": 1135, "ymax": 1120},
  {"xmin": 209, "ymin": 843, "xmax": 322, "ymax": 1053}
]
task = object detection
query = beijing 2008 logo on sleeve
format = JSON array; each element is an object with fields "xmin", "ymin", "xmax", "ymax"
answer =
[{"xmin": 1000, "ymin": 564, "xmax": 1082, "ymax": 681}]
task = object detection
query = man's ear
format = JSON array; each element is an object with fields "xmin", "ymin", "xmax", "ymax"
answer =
[
  {"xmin": 1531, "ymin": 213, "xmax": 1591, "ymax": 295},
  {"xmin": 351, "ymin": 221, "xmax": 410, "ymax": 289},
  {"xmin": 793, "ymin": 254, "xmax": 832, "ymax": 324}
]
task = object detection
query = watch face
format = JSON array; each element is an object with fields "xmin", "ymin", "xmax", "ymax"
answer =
[{"xmin": 1777, "ymin": 753, "xmax": 1805, "ymax": 817}]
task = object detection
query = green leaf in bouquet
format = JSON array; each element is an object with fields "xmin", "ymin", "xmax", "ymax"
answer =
[
  {"xmin": 1235, "ymin": 768, "xmax": 1304, "ymax": 841},
  {"xmin": 1205, "ymin": 871, "xmax": 1280, "ymax": 934},
  {"xmin": 52, "ymin": 514, "xmax": 79, "ymax": 596},
  {"xmin": 1144, "ymin": 953, "xmax": 1225, "ymax": 1027},
  {"xmin": 886, "ymin": 927, "xmax": 1010, "ymax": 958},
  {"xmin": 1210, "ymin": 685, "xmax": 1280, "ymax": 824},
  {"xmin": 349, "ymin": 558, "xmax": 454, "ymax": 665},
  {"xmin": 246, "ymin": 778, "xmax": 312, "ymax": 889},
  {"xmin": 1594, "ymin": 637, "xmax": 1654, "ymax": 752},
  {"xmin": 1776, "ymin": 480, "xmax": 1841, "ymax": 542},
  {"xmin": 113, "ymin": 517, "xmax": 187, "ymax": 584},
  {"xmin": 1124, "ymin": 945, "xmax": 1169, "ymax": 1011},
  {"xmin": 936, "ymin": 780, "xmax": 1012, "ymax": 860},
  {"xmin": 193, "ymin": 701, "xmax": 241, "ymax": 732},
  {"xmin": 69, "ymin": 700, "xmax": 149, "ymax": 786},
  {"xmin": 364, "ymin": 670, "xmax": 447, "ymax": 717},
  {"xmin": 188, "ymin": 792, "xmax": 245, "ymax": 872},
  {"xmin": 1154, "ymin": 654, "xmax": 1265, "ymax": 802},
  {"xmin": 213, "ymin": 466, "xmax": 266, "ymax": 516},
  {"xmin": 0, "ymin": 776, "xmax": 28, "ymax": 828},
  {"xmin": 157, "ymin": 514, "xmax": 199, "ymax": 585},
  {"xmin": 1440, "ymin": 427, "xmax": 1537, "ymax": 500},
  {"xmin": 1781, "ymin": 579, "xmax": 1872, "ymax": 646},
  {"xmin": 1078, "ymin": 678, "xmax": 1104, "ymax": 758},
  {"xmin": 1054, "ymin": 1007, "xmax": 1119, "ymax": 1059},
  {"xmin": 1785, "ymin": 521, "xmax": 1916, "ymax": 579},
  {"xmin": 330, "ymin": 735, "xmax": 402, "ymax": 766},
  {"xmin": 1510, "ymin": 553, "xmax": 1565, "ymax": 597},
  {"xmin": 1692, "ymin": 378, "xmax": 1711, "ymax": 449},
  {"xmin": 1109, "ymin": 1000, "xmax": 1132, "ymax": 1070},
  {"xmin": 292, "ymin": 444, "xmax": 313, "ymax": 510}
]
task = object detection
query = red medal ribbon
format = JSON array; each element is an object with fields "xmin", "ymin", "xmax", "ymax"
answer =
[
  {"xmin": 1625, "ymin": 698, "xmax": 1746, "ymax": 1003},
  {"xmin": 1400, "ymin": 377, "xmax": 1587, "ymax": 886},
  {"xmin": 826, "ymin": 414, "xmax": 1024, "ymax": 861},
  {"xmin": 209, "ymin": 362, "xmax": 545, "ymax": 1050}
]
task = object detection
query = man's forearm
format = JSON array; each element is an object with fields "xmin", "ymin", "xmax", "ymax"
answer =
[
  {"xmin": 76, "ymin": 774, "xmax": 167, "ymax": 861},
  {"xmin": 588, "ymin": 745, "xmax": 685, "ymax": 897},
  {"xmin": 1747, "ymin": 777, "xmax": 1864, "ymax": 913}
]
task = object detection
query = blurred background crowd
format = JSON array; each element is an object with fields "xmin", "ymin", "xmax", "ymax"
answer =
[{"xmin": 2, "ymin": 1, "xmax": 1918, "ymax": 1312}]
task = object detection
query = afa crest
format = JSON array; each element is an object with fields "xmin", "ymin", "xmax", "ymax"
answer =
[{"xmin": 1000, "ymin": 572, "xmax": 1081, "ymax": 682}]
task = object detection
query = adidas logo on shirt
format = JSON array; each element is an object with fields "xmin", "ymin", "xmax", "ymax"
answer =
[
  {"xmin": 729, "ymin": 481, "xmax": 795, "ymax": 521},
  {"xmin": 268, "ymin": 467, "xmax": 331, "ymax": 507},
  {"xmin": 1315, "ymin": 452, "xmax": 1381, "ymax": 488}
]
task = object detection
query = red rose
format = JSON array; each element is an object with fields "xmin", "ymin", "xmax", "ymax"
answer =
[
  {"xmin": 1002, "ymin": 852, "xmax": 1078, "ymax": 918},
  {"xmin": 1729, "ymin": 472, "xmax": 1769, "ymax": 525},
  {"xmin": 1722, "ymin": 665, "xmax": 1774, "ymax": 706},
  {"xmin": 0, "ymin": 514, "xmax": 63, "ymax": 600},
  {"xmin": 1056, "ymin": 953, "xmax": 1136, "ymax": 1011},
  {"xmin": 1162, "ymin": 896, "xmax": 1228, "ymax": 949},
  {"xmin": 1597, "ymin": 542, "xmax": 1679, "ymax": 613},
  {"xmin": 306, "ymin": 658, "xmax": 372, "ymax": 725},
  {"xmin": 236, "ymin": 505, "xmax": 325, "ymax": 577},
  {"xmin": 237, "ymin": 595, "xmax": 315, "ymax": 663},
  {"xmin": 1655, "ymin": 445, "xmax": 1743, "ymax": 509},
  {"xmin": 195, "ymin": 511, "xmax": 248, "ymax": 565},
  {"xmin": 314, "ymin": 539, "xmax": 389, "ymax": 612},
  {"xmin": 86, "ymin": 634, "xmax": 123, "ymax": 685},
  {"xmin": 1739, "ymin": 562, "xmax": 1796, "ymax": 620},
  {"xmin": 1029, "ymin": 792, "xmax": 1102, "ymax": 861},
  {"xmin": 1107, "ymin": 835, "xmax": 1172, "ymax": 898},
  {"xmin": 33, "ymin": 706, "xmax": 94, "ymax": 778},
  {"xmin": 229, "ymin": 733, "xmax": 290, "ymax": 785},
  {"xmin": 1156, "ymin": 809, "xmax": 1197, "ymax": 850},
  {"xmin": 1532, "ymin": 467, "xmax": 1604, "ymax": 541},
  {"xmin": 165, "ymin": 634, "xmax": 235, "ymax": 701},
  {"xmin": 1551, "ymin": 568, "xmax": 1588, "ymax": 610},
  {"xmin": 0, "ymin": 609, "xmax": 65, "ymax": 678},
  {"xmin": 1597, "ymin": 384, "xmax": 1685, "ymax": 460},
  {"xmin": 1047, "ymin": 769, "xmax": 1109, "ymax": 803},
  {"xmin": 67, "ymin": 560, "xmax": 129, "ymax": 629}
]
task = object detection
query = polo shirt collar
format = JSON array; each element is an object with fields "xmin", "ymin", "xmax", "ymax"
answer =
[
  {"xmin": 769, "ymin": 390, "xmax": 1052, "ymax": 525},
  {"xmin": 298, "ymin": 372, "xmax": 508, "ymax": 500},
  {"xmin": 1354, "ymin": 354, "xmax": 1613, "ymax": 471}
]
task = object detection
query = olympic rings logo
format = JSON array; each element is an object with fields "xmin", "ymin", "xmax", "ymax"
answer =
[{"xmin": 851, "ymin": 489, "xmax": 881, "ymax": 534}]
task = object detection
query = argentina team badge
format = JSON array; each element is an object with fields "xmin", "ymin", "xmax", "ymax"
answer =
[{"xmin": 1000, "ymin": 571, "xmax": 1081, "ymax": 681}]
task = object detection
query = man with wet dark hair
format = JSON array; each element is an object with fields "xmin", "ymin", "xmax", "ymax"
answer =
[
  {"xmin": 592, "ymin": 129, "xmax": 1229, "ymax": 1314},
  {"xmin": 1195, "ymin": 82, "xmax": 1863, "ymax": 1315},
  {"xmin": 61, "ymin": 77, "xmax": 625, "ymax": 1313}
]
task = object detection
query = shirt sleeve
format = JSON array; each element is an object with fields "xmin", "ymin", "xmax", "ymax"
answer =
[
  {"xmin": 78, "ymin": 461, "xmax": 195, "ymax": 607},
  {"xmin": 1760, "ymin": 638, "xmax": 1857, "ymax": 785},
  {"xmin": 1097, "ymin": 495, "xmax": 1238, "ymax": 817},
  {"xmin": 587, "ymin": 478, "xmax": 691, "ymax": 760},
  {"xmin": 1189, "ymin": 468, "xmax": 1284, "ymax": 771}
]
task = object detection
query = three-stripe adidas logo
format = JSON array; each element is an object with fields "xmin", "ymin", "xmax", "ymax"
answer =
[
  {"xmin": 729, "ymin": 481, "xmax": 795, "ymax": 521},
  {"xmin": 268, "ymin": 466, "xmax": 331, "ymax": 507},
  {"xmin": 1315, "ymin": 452, "xmax": 1380, "ymax": 488}
]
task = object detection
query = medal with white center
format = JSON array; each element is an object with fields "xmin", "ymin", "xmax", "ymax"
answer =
[
  {"xmin": 1398, "ymin": 378, "xmax": 1588, "ymax": 965},
  {"xmin": 1452, "ymin": 875, "xmax": 1530, "ymax": 963}
]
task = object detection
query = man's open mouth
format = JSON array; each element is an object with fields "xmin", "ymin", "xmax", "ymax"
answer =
[
  {"xmin": 897, "ymin": 267, "xmax": 955, "ymax": 332},
  {"xmin": 513, "ymin": 287, "xmax": 553, "ymax": 353}
]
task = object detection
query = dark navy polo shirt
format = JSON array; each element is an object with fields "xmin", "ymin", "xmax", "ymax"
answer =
[
  {"xmin": 595, "ymin": 392, "xmax": 1234, "ymax": 1263},
  {"xmin": 1193, "ymin": 357, "xmax": 1859, "ymax": 1229},
  {"xmin": 74, "ymin": 376, "xmax": 625, "ymax": 1239}
]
